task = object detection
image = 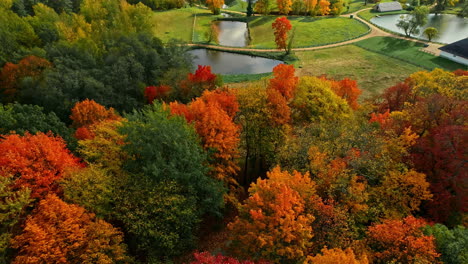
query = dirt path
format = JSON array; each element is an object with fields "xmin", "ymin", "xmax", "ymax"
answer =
[{"xmin": 189, "ymin": 8, "xmax": 443, "ymax": 55}]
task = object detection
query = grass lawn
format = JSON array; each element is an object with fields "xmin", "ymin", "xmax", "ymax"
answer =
[
  {"xmin": 295, "ymin": 45, "xmax": 424, "ymax": 98},
  {"xmin": 225, "ymin": 0, "xmax": 248, "ymax": 13},
  {"xmin": 152, "ymin": 7, "xmax": 215, "ymax": 43},
  {"xmin": 354, "ymin": 37, "xmax": 467, "ymax": 71},
  {"xmin": 248, "ymin": 16, "xmax": 369, "ymax": 48},
  {"xmin": 358, "ymin": 8, "xmax": 408, "ymax": 21}
]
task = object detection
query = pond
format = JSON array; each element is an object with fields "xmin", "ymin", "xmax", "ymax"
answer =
[
  {"xmin": 371, "ymin": 14, "xmax": 468, "ymax": 43},
  {"xmin": 188, "ymin": 49, "xmax": 282, "ymax": 75},
  {"xmin": 214, "ymin": 20, "xmax": 250, "ymax": 47}
]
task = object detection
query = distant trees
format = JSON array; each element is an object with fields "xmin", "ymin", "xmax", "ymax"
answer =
[
  {"xmin": 206, "ymin": 0, "xmax": 225, "ymax": 14},
  {"xmin": 277, "ymin": 0, "xmax": 293, "ymax": 14},
  {"xmin": 423, "ymin": 27, "xmax": 438, "ymax": 41}
]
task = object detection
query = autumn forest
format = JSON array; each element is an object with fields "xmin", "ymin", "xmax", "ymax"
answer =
[{"xmin": 0, "ymin": 0, "xmax": 467, "ymax": 263}]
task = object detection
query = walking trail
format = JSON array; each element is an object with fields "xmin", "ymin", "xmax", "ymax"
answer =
[{"xmin": 188, "ymin": 8, "xmax": 443, "ymax": 55}]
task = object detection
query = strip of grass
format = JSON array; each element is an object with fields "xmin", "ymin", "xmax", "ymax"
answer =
[
  {"xmin": 295, "ymin": 45, "xmax": 424, "ymax": 98},
  {"xmin": 248, "ymin": 16, "xmax": 369, "ymax": 48},
  {"xmin": 222, "ymin": 72, "xmax": 272, "ymax": 83},
  {"xmin": 225, "ymin": 0, "xmax": 248, "ymax": 13},
  {"xmin": 354, "ymin": 37, "xmax": 467, "ymax": 71},
  {"xmin": 152, "ymin": 7, "xmax": 214, "ymax": 43}
]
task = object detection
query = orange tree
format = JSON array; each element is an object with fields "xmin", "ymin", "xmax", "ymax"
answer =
[
  {"xmin": 272, "ymin": 17, "xmax": 292, "ymax": 51},
  {"xmin": 366, "ymin": 216, "xmax": 440, "ymax": 263},
  {"xmin": 11, "ymin": 194, "xmax": 129, "ymax": 264},
  {"xmin": 0, "ymin": 133, "xmax": 81, "ymax": 199}
]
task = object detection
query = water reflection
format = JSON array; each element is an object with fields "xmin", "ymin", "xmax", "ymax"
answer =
[
  {"xmin": 188, "ymin": 49, "xmax": 282, "ymax": 74},
  {"xmin": 371, "ymin": 14, "xmax": 468, "ymax": 43},
  {"xmin": 215, "ymin": 21, "xmax": 250, "ymax": 47}
]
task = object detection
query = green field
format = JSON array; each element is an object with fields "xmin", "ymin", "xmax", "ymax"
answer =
[
  {"xmin": 295, "ymin": 45, "xmax": 424, "ymax": 98},
  {"xmin": 248, "ymin": 16, "xmax": 369, "ymax": 48},
  {"xmin": 358, "ymin": 8, "xmax": 408, "ymax": 21},
  {"xmin": 152, "ymin": 7, "xmax": 215, "ymax": 43},
  {"xmin": 355, "ymin": 37, "xmax": 467, "ymax": 71}
]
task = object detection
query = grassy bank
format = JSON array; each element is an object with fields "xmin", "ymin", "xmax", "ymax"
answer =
[
  {"xmin": 354, "ymin": 37, "xmax": 467, "ymax": 71},
  {"xmin": 295, "ymin": 44, "xmax": 424, "ymax": 98},
  {"xmin": 248, "ymin": 16, "xmax": 369, "ymax": 48},
  {"xmin": 358, "ymin": 9, "xmax": 408, "ymax": 21}
]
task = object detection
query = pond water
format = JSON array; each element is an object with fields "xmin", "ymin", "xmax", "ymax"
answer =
[
  {"xmin": 214, "ymin": 21, "xmax": 250, "ymax": 47},
  {"xmin": 371, "ymin": 14, "xmax": 468, "ymax": 43},
  {"xmin": 188, "ymin": 49, "xmax": 282, "ymax": 75}
]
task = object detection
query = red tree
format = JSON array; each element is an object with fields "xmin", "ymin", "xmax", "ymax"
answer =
[
  {"xmin": 144, "ymin": 85, "xmax": 171, "ymax": 104},
  {"xmin": 11, "ymin": 194, "xmax": 128, "ymax": 263},
  {"xmin": 0, "ymin": 133, "xmax": 81, "ymax": 199},
  {"xmin": 272, "ymin": 17, "xmax": 292, "ymax": 51},
  {"xmin": 379, "ymin": 82, "xmax": 414, "ymax": 112},
  {"xmin": 180, "ymin": 65, "xmax": 219, "ymax": 100},
  {"xmin": 332, "ymin": 78, "xmax": 361, "ymax": 110}
]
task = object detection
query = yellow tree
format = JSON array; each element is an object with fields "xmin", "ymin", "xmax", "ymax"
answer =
[
  {"xmin": 318, "ymin": 0, "xmax": 331, "ymax": 15},
  {"xmin": 277, "ymin": 0, "xmax": 293, "ymax": 14},
  {"xmin": 306, "ymin": 248, "xmax": 369, "ymax": 264},
  {"xmin": 206, "ymin": 0, "xmax": 224, "ymax": 14}
]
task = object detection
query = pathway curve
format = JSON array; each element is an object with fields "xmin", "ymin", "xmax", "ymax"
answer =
[{"xmin": 188, "ymin": 8, "xmax": 443, "ymax": 55}]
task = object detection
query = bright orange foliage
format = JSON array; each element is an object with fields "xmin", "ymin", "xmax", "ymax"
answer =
[
  {"xmin": 228, "ymin": 166, "xmax": 315, "ymax": 262},
  {"xmin": 70, "ymin": 99, "xmax": 119, "ymax": 129},
  {"xmin": 369, "ymin": 110, "xmax": 391, "ymax": 129},
  {"xmin": 0, "ymin": 133, "xmax": 81, "ymax": 199},
  {"xmin": 277, "ymin": 0, "xmax": 293, "ymax": 14},
  {"xmin": 0, "ymin": 56, "xmax": 52, "ymax": 102},
  {"xmin": 331, "ymin": 78, "xmax": 361, "ymax": 110},
  {"xmin": 269, "ymin": 64, "xmax": 298, "ymax": 100},
  {"xmin": 266, "ymin": 88, "xmax": 291, "ymax": 125},
  {"xmin": 306, "ymin": 247, "xmax": 368, "ymax": 264},
  {"xmin": 318, "ymin": 0, "xmax": 331, "ymax": 15},
  {"xmin": 367, "ymin": 216, "xmax": 440, "ymax": 264},
  {"xmin": 272, "ymin": 17, "xmax": 292, "ymax": 51},
  {"xmin": 11, "ymin": 194, "xmax": 128, "ymax": 264},
  {"xmin": 169, "ymin": 90, "xmax": 240, "ymax": 185}
]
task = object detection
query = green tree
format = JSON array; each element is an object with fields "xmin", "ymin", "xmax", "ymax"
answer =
[
  {"xmin": 120, "ymin": 103, "xmax": 224, "ymax": 216},
  {"xmin": 423, "ymin": 224, "xmax": 467, "ymax": 264},
  {"xmin": 396, "ymin": 6, "xmax": 429, "ymax": 37},
  {"xmin": 423, "ymin": 27, "xmax": 438, "ymax": 41}
]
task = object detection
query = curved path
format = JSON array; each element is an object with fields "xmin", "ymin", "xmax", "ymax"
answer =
[{"xmin": 188, "ymin": 8, "xmax": 442, "ymax": 54}]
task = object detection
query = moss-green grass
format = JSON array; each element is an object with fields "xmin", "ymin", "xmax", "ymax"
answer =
[
  {"xmin": 222, "ymin": 72, "xmax": 272, "ymax": 83},
  {"xmin": 354, "ymin": 37, "xmax": 467, "ymax": 71},
  {"xmin": 152, "ymin": 7, "xmax": 215, "ymax": 43},
  {"xmin": 225, "ymin": 0, "xmax": 248, "ymax": 12},
  {"xmin": 248, "ymin": 16, "xmax": 369, "ymax": 48},
  {"xmin": 295, "ymin": 45, "xmax": 424, "ymax": 98}
]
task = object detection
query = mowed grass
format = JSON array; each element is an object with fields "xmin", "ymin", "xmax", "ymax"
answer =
[
  {"xmin": 152, "ymin": 7, "xmax": 213, "ymax": 43},
  {"xmin": 248, "ymin": 16, "xmax": 369, "ymax": 48},
  {"xmin": 355, "ymin": 37, "xmax": 467, "ymax": 71},
  {"xmin": 295, "ymin": 45, "xmax": 424, "ymax": 98},
  {"xmin": 358, "ymin": 8, "xmax": 408, "ymax": 21}
]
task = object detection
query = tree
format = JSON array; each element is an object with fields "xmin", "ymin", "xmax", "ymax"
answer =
[
  {"xmin": 179, "ymin": 65, "xmax": 221, "ymax": 102},
  {"xmin": 247, "ymin": 0, "xmax": 254, "ymax": 16},
  {"xmin": 11, "ymin": 194, "xmax": 129, "ymax": 264},
  {"xmin": 272, "ymin": 17, "xmax": 293, "ymax": 52},
  {"xmin": 205, "ymin": 23, "xmax": 220, "ymax": 44},
  {"xmin": 120, "ymin": 103, "xmax": 224, "ymax": 216},
  {"xmin": 70, "ymin": 99, "xmax": 120, "ymax": 129},
  {"xmin": 269, "ymin": 64, "xmax": 299, "ymax": 100},
  {"xmin": 191, "ymin": 252, "xmax": 271, "ymax": 263},
  {"xmin": 330, "ymin": 78, "xmax": 361, "ymax": 110},
  {"xmin": 0, "ymin": 176, "xmax": 33, "ymax": 263},
  {"xmin": 318, "ymin": 0, "xmax": 331, "ymax": 15},
  {"xmin": 0, "ymin": 103, "xmax": 75, "ymax": 148},
  {"xmin": 0, "ymin": 56, "xmax": 52, "ymax": 103},
  {"xmin": 292, "ymin": 76, "xmax": 351, "ymax": 123},
  {"xmin": 144, "ymin": 85, "xmax": 171, "ymax": 104},
  {"xmin": 305, "ymin": 248, "xmax": 368, "ymax": 264},
  {"xmin": 277, "ymin": 0, "xmax": 293, "ymax": 14},
  {"xmin": 367, "ymin": 216, "xmax": 440, "ymax": 264},
  {"xmin": 206, "ymin": 0, "xmax": 224, "ymax": 14},
  {"xmin": 396, "ymin": 6, "xmax": 429, "ymax": 37},
  {"xmin": 424, "ymin": 27, "xmax": 438, "ymax": 42},
  {"xmin": 254, "ymin": 0, "xmax": 273, "ymax": 14},
  {"xmin": 423, "ymin": 224, "xmax": 468, "ymax": 264},
  {"xmin": 0, "ymin": 133, "xmax": 81, "ymax": 199},
  {"xmin": 330, "ymin": 0, "xmax": 345, "ymax": 15},
  {"xmin": 305, "ymin": 0, "xmax": 318, "ymax": 15},
  {"xmin": 228, "ymin": 167, "xmax": 316, "ymax": 262}
]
